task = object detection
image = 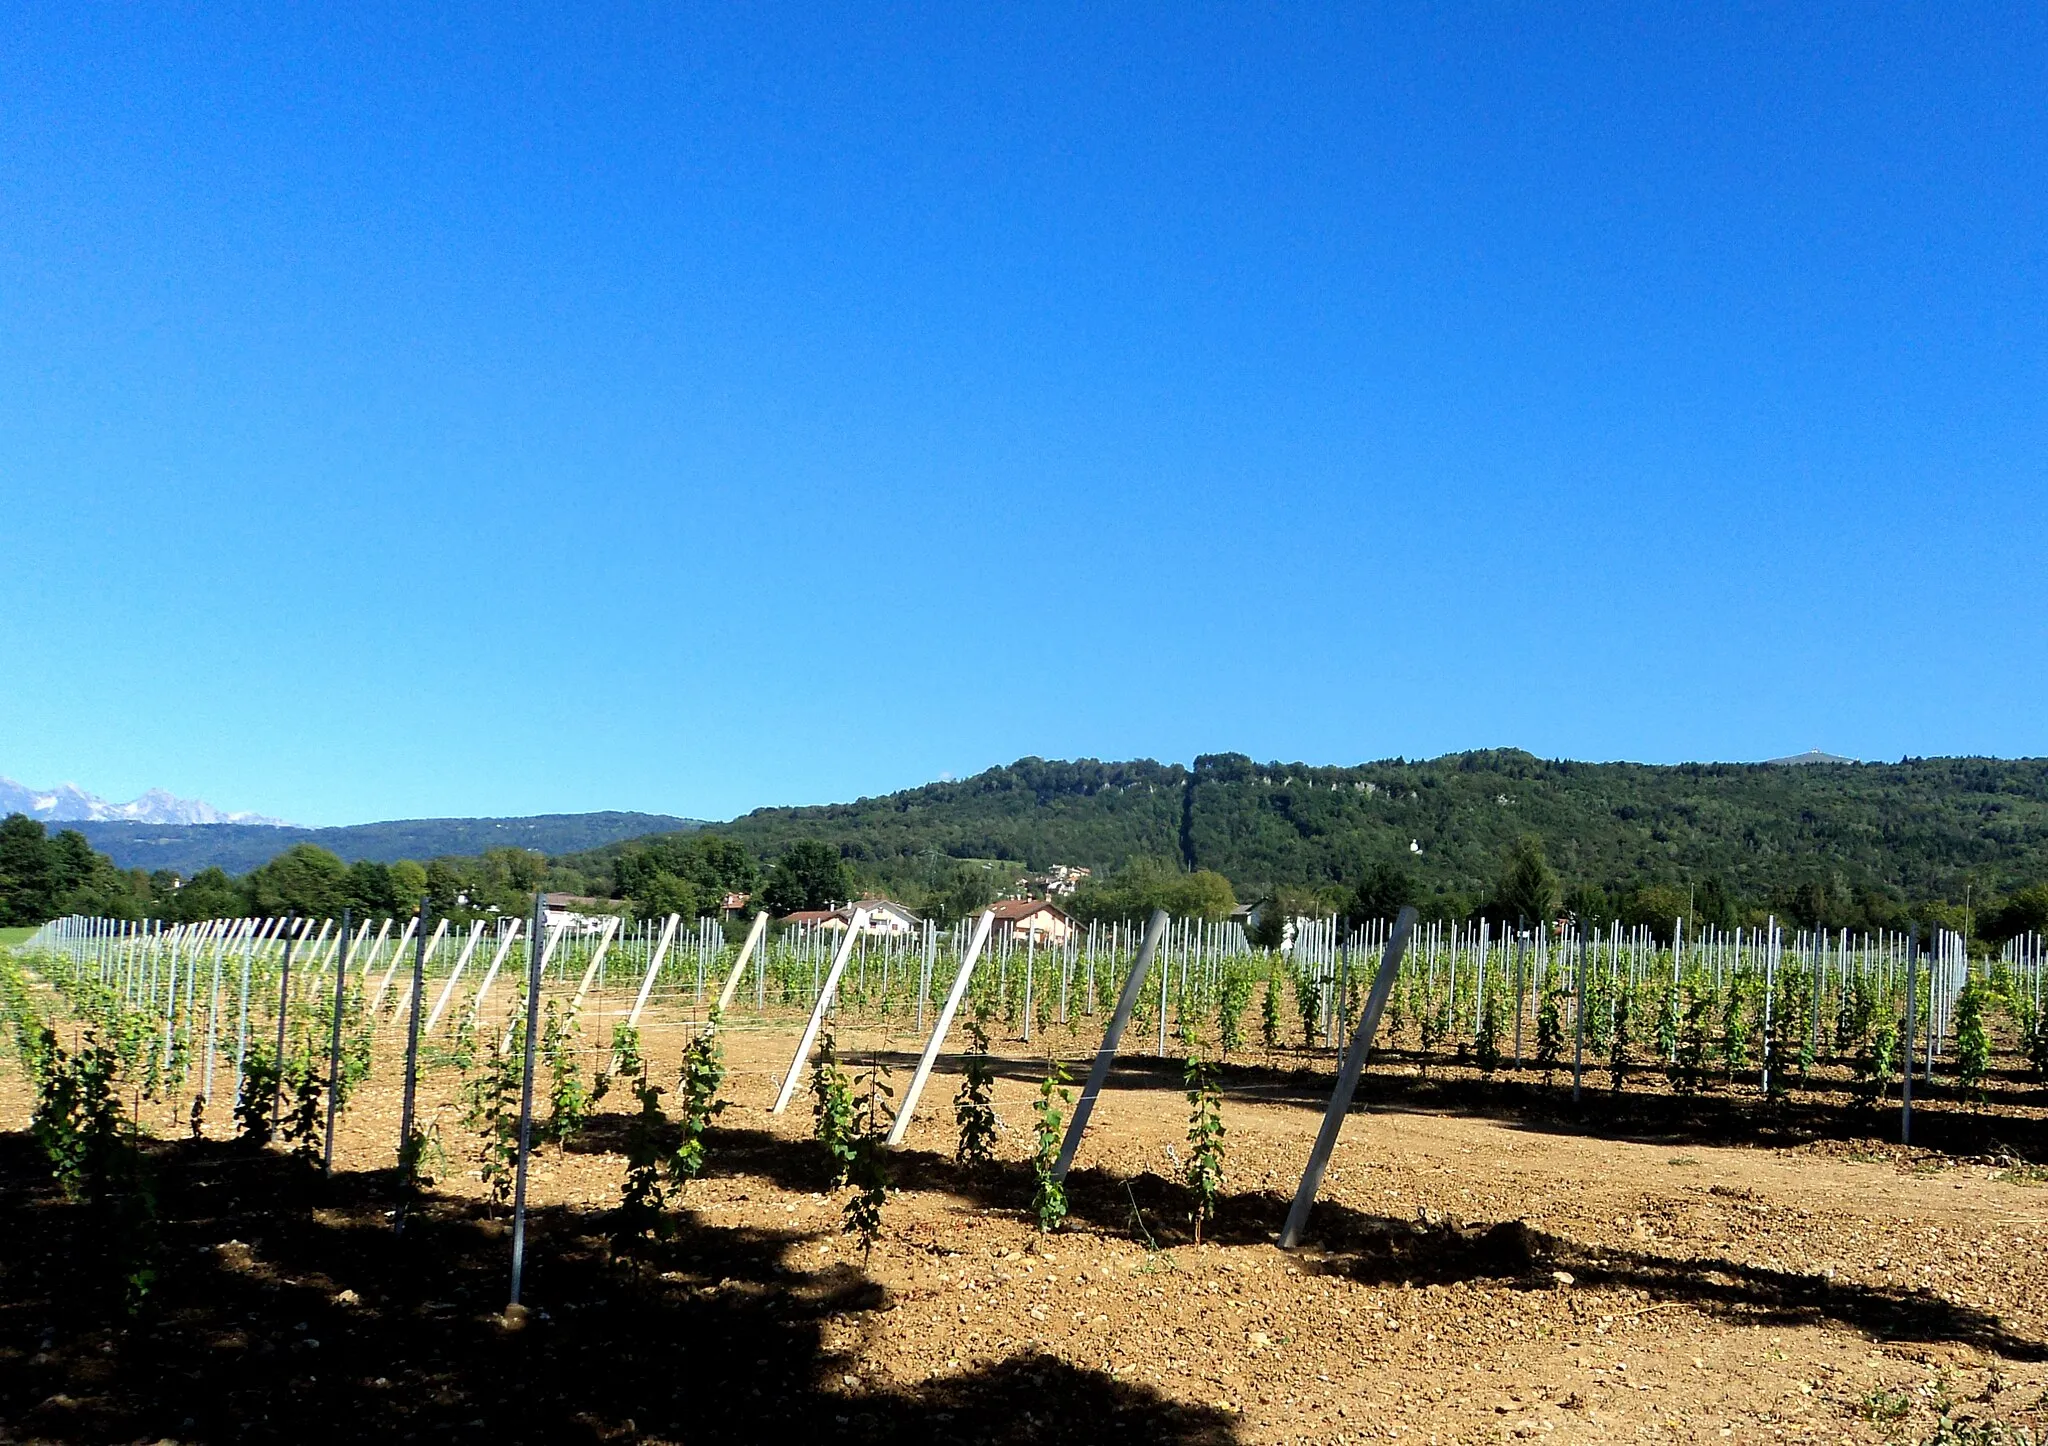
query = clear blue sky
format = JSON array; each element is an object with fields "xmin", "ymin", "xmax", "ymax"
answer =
[{"xmin": 2, "ymin": 6, "xmax": 2042, "ymax": 827}]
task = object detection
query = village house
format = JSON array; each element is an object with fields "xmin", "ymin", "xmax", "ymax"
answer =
[
  {"xmin": 779, "ymin": 897, "xmax": 923, "ymax": 937},
  {"xmin": 989, "ymin": 897, "xmax": 1075, "ymax": 946},
  {"xmin": 543, "ymin": 892, "xmax": 625, "ymax": 936},
  {"xmin": 1043, "ymin": 864, "xmax": 1091, "ymax": 897}
]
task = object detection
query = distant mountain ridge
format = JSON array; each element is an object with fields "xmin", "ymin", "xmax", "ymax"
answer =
[
  {"xmin": 61, "ymin": 813, "xmax": 701, "ymax": 876},
  {"xmin": 683, "ymin": 750, "xmax": 2048, "ymax": 907},
  {"xmin": 0, "ymin": 775, "xmax": 292, "ymax": 826}
]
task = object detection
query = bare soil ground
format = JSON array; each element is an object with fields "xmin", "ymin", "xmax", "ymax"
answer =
[{"xmin": 6, "ymin": 998, "xmax": 2048, "ymax": 1445}]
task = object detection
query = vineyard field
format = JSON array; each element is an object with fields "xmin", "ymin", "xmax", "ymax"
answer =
[{"xmin": 6, "ymin": 910, "xmax": 2048, "ymax": 1444}]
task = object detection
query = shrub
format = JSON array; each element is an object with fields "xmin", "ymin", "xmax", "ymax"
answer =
[
  {"xmin": 843, "ymin": 1053, "xmax": 892, "ymax": 1260},
  {"xmin": 810, "ymin": 1027, "xmax": 856, "ymax": 1188},
  {"xmin": 1030, "ymin": 1058, "xmax": 1072, "ymax": 1233},
  {"xmin": 1582, "ymin": 970, "xmax": 1614, "ymax": 1056},
  {"xmin": 2023, "ymin": 1005, "xmax": 2048, "ymax": 1081},
  {"xmin": 1293, "ymin": 970, "xmax": 1322, "ymax": 1049},
  {"xmin": 26, "ymin": 1027, "xmax": 158, "ymax": 1312},
  {"xmin": 1260, "ymin": 968, "xmax": 1283, "ymax": 1055},
  {"xmin": 1608, "ymin": 984, "xmax": 1632, "ymax": 1092},
  {"xmin": 1956, "ymin": 980, "xmax": 1992, "ymax": 1099},
  {"xmin": 460, "ymin": 1014, "xmax": 526, "ymax": 1210},
  {"xmin": 235, "ymin": 1042, "xmax": 281, "ymax": 1146},
  {"xmin": 311, "ymin": 982, "xmax": 374, "ymax": 1111},
  {"xmin": 1183, "ymin": 1034, "xmax": 1225, "ymax": 1244},
  {"xmin": 397, "ymin": 1119, "xmax": 444, "ymax": 1193},
  {"xmin": 30, "ymin": 1028, "xmax": 124, "ymax": 1199},
  {"xmin": 1671, "ymin": 988, "xmax": 1713, "ymax": 1095},
  {"xmin": 1535, "ymin": 985, "xmax": 1565, "ymax": 1073},
  {"xmin": 540, "ymin": 1001, "xmax": 589, "ymax": 1147},
  {"xmin": 1654, "ymin": 984, "xmax": 1679, "ymax": 1065},
  {"xmin": 613, "ymin": 1035, "xmax": 673, "ymax": 1244},
  {"xmin": 1786, "ymin": 969, "xmax": 1817, "ymax": 1079},
  {"xmin": 1840, "ymin": 974, "xmax": 1878, "ymax": 1055},
  {"xmin": 591, "ymin": 1020, "xmax": 641, "ymax": 1106},
  {"xmin": 673, "ymin": 1008, "xmax": 727, "ymax": 1188},
  {"xmin": 1474, "ymin": 987, "xmax": 1502, "ymax": 1074},
  {"xmin": 1722, "ymin": 979, "xmax": 1752, "ymax": 1079},
  {"xmin": 1217, "ymin": 972, "xmax": 1253, "ymax": 1058},
  {"xmin": 280, "ymin": 1049, "xmax": 326, "ymax": 1165},
  {"xmin": 1859, "ymin": 1012, "xmax": 1899, "ymax": 1101},
  {"xmin": 1417, "ymin": 985, "xmax": 1445, "ymax": 1069},
  {"xmin": 953, "ymin": 1009, "xmax": 1000, "ymax": 1165}
]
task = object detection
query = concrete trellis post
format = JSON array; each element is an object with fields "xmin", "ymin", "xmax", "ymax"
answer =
[
  {"xmin": 423, "ymin": 921, "xmax": 488, "ymax": 1035},
  {"xmin": 369, "ymin": 916, "xmax": 422, "ymax": 1013},
  {"xmin": 1279, "ymin": 906, "xmax": 1417, "ymax": 1249},
  {"xmin": 1052, "ymin": 909, "xmax": 1168, "ymax": 1182},
  {"xmin": 358, "ymin": 918, "xmax": 394, "ymax": 989},
  {"xmin": 272, "ymin": 917, "xmax": 299, "ymax": 1123},
  {"xmin": 466, "ymin": 918, "xmax": 526, "ymax": 1025},
  {"xmin": 770, "ymin": 908, "xmax": 871, "ymax": 1114},
  {"xmin": 500, "ymin": 920, "xmax": 568, "ymax": 1053},
  {"xmin": 232, "ymin": 918, "xmax": 256, "ymax": 1108},
  {"xmin": 712, "ymin": 909, "xmax": 771, "ymax": 1017},
  {"xmin": 1572, "ymin": 924, "xmax": 1587, "ymax": 1104},
  {"xmin": 887, "ymin": 910, "xmax": 994, "ymax": 1147},
  {"xmin": 568, "ymin": 915, "xmax": 623, "ymax": 1012},
  {"xmin": 397, "ymin": 896, "xmax": 430, "ymax": 1233},
  {"xmin": 1669, "ymin": 917, "xmax": 1684, "ymax": 1063},
  {"xmin": 323, "ymin": 909, "xmax": 352, "ymax": 1177},
  {"xmin": 509, "ymin": 891, "xmax": 547, "ymax": 1308},
  {"xmin": 624, "ymin": 912, "xmax": 683, "ymax": 1028},
  {"xmin": 310, "ymin": 918, "xmax": 348, "ymax": 978},
  {"xmin": 388, "ymin": 917, "xmax": 451, "ymax": 1021},
  {"xmin": 1760, "ymin": 917, "xmax": 1778, "ymax": 1095}
]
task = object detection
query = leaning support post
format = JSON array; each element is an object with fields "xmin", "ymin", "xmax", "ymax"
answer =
[
  {"xmin": 322, "ymin": 909, "xmax": 351, "ymax": 1177},
  {"xmin": 509, "ymin": 891, "xmax": 547, "ymax": 1308},
  {"xmin": 368, "ymin": 915, "xmax": 421, "ymax": 1014},
  {"xmin": 770, "ymin": 909, "xmax": 872, "ymax": 1113},
  {"xmin": 232, "ymin": 918, "xmax": 255, "ymax": 1109},
  {"xmin": 423, "ymin": 921, "xmax": 488, "ymax": 1035},
  {"xmin": 623, "ymin": 912, "xmax": 683, "ymax": 1029},
  {"xmin": 1052, "ymin": 909, "xmax": 1169, "ymax": 1181},
  {"xmin": 712, "ymin": 910, "xmax": 773, "ymax": 1017},
  {"xmin": 887, "ymin": 910, "xmax": 995, "ymax": 1147},
  {"xmin": 272, "ymin": 916, "xmax": 299, "ymax": 1127},
  {"xmin": 389, "ymin": 916, "xmax": 450, "ymax": 1022},
  {"xmin": 1277, "ymin": 906, "xmax": 1418, "ymax": 1250},
  {"xmin": 396, "ymin": 896, "xmax": 430, "ymax": 1233},
  {"xmin": 464, "ymin": 918, "xmax": 525, "ymax": 1027},
  {"xmin": 568, "ymin": 914, "xmax": 623, "ymax": 1012}
]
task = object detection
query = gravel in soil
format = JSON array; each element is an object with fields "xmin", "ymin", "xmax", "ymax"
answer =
[{"xmin": 6, "ymin": 1003, "xmax": 2048, "ymax": 1444}]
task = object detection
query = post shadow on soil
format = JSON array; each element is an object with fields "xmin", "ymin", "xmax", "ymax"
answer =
[
  {"xmin": 0, "ymin": 1132, "xmax": 1239, "ymax": 1446},
  {"xmin": 897, "ymin": 1040, "xmax": 2048, "ymax": 1162},
  {"xmin": 657, "ymin": 1117, "xmax": 2047, "ymax": 1367}
]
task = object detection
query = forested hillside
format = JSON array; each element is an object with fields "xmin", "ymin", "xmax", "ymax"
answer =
[
  {"xmin": 12, "ymin": 752, "xmax": 2048, "ymax": 935},
  {"xmin": 686, "ymin": 751, "xmax": 2048, "ymax": 923},
  {"xmin": 709, "ymin": 758, "xmax": 1187, "ymax": 874}
]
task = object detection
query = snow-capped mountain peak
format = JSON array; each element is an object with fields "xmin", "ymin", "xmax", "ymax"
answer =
[{"xmin": 0, "ymin": 776, "xmax": 292, "ymax": 827}]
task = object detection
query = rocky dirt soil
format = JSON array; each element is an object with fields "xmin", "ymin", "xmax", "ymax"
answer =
[{"xmin": 5, "ymin": 996, "xmax": 2048, "ymax": 1445}]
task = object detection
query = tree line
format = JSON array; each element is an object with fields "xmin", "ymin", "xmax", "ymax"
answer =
[{"xmin": 7, "ymin": 801, "xmax": 2047, "ymax": 951}]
